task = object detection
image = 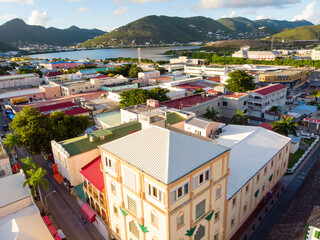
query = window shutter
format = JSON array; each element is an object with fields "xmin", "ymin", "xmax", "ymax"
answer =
[
  {"xmin": 205, "ymin": 169, "xmax": 210, "ymax": 181},
  {"xmin": 193, "ymin": 176, "xmax": 198, "ymax": 190},
  {"xmin": 159, "ymin": 191, "xmax": 163, "ymax": 203},
  {"xmin": 185, "ymin": 182, "xmax": 189, "ymax": 194},
  {"xmin": 170, "ymin": 191, "xmax": 176, "ymax": 204}
]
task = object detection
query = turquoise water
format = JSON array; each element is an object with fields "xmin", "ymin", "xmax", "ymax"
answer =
[{"xmin": 28, "ymin": 46, "xmax": 200, "ymax": 61}]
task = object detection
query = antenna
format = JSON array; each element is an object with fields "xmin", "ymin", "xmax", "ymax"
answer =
[{"xmin": 137, "ymin": 48, "xmax": 141, "ymax": 64}]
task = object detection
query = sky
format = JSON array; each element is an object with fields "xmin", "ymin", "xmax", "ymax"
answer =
[{"xmin": 0, "ymin": 0, "xmax": 319, "ymax": 31}]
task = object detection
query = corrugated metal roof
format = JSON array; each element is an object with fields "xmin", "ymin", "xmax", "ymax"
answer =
[
  {"xmin": 100, "ymin": 126, "xmax": 229, "ymax": 184},
  {"xmin": 0, "ymin": 73, "xmax": 38, "ymax": 81},
  {"xmin": 185, "ymin": 117, "xmax": 212, "ymax": 129},
  {"xmin": 216, "ymin": 125, "xmax": 291, "ymax": 199}
]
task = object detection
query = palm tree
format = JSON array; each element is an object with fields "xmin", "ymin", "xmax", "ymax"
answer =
[
  {"xmin": 203, "ymin": 107, "xmax": 220, "ymax": 121},
  {"xmin": 269, "ymin": 106, "xmax": 280, "ymax": 113},
  {"xmin": 231, "ymin": 109, "xmax": 250, "ymax": 125},
  {"xmin": 3, "ymin": 133, "xmax": 21, "ymax": 153},
  {"xmin": 271, "ymin": 115, "xmax": 298, "ymax": 136},
  {"xmin": 22, "ymin": 157, "xmax": 49, "ymax": 214}
]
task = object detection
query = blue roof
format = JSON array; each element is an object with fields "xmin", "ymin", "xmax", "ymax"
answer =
[
  {"xmin": 52, "ymin": 61, "xmax": 75, "ymax": 64},
  {"xmin": 289, "ymin": 135, "xmax": 301, "ymax": 144},
  {"xmin": 290, "ymin": 105, "xmax": 318, "ymax": 115},
  {"xmin": 79, "ymin": 70, "xmax": 97, "ymax": 74}
]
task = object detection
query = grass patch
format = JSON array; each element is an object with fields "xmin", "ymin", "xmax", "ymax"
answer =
[
  {"xmin": 288, "ymin": 148, "xmax": 306, "ymax": 168},
  {"xmin": 302, "ymin": 138, "xmax": 315, "ymax": 146}
]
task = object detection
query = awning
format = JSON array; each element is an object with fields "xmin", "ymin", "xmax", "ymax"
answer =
[
  {"xmin": 81, "ymin": 203, "xmax": 96, "ymax": 223},
  {"xmin": 53, "ymin": 172, "xmax": 64, "ymax": 184},
  {"xmin": 49, "ymin": 225, "xmax": 57, "ymax": 236},
  {"xmin": 43, "ymin": 216, "xmax": 52, "ymax": 226}
]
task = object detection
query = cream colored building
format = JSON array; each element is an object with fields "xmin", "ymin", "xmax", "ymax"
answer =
[
  {"xmin": 100, "ymin": 126, "xmax": 230, "ymax": 240},
  {"xmin": 311, "ymin": 45, "xmax": 320, "ymax": 60}
]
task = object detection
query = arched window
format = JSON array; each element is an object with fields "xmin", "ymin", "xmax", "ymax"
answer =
[
  {"xmin": 216, "ymin": 184, "xmax": 222, "ymax": 199},
  {"xmin": 151, "ymin": 210, "xmax": 158, "ymax": 227},
  {"xmin": 177, "ymin": 211, "xmax": 184, "ymax": 229}
]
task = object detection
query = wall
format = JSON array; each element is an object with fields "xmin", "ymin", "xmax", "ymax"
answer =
[
  {"xmin": 0, "ymin": 76, "xmax": 41, "ymax": 89},
  {"xmin": 39, "ymin": 85, "xmax": 61, "ymax": 99}
]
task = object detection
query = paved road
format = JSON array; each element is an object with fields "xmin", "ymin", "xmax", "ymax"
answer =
[
  {"xmin": 250, "ymin": 141, "xmax": 320, "ymax": 240},
  {"xmin": 0, "ymin": 112, "xmax": 106, "ymax": 240}
]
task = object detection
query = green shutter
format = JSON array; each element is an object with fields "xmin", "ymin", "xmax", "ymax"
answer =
[
  {"xmin": 315, "ymin": 230, "xmax": 320, "ymax": 239},
  {"xmin": 138, "ymin": 224, "xmax": 149, "ymax": 233},
  {"xmin": 254, "ymin": 189, "xmax": 260, "ymax": 198},
  {"xmin": 185, "ymin": 225, "xmax": 197, "ymax": 236},
  {"xmin": 119, "ymin": 206, "xmax": 128, "ymax": 216},
  {"xmin": 269, "ymin": 174, "xmax": 273, "ymax": 182},
  {"xmin": 205, "ymin": 210, "xmax": 215, "ymax": 221},
  {"xmin": 305, "ymin": 224, "xmax": 310, "ymax": 240}
]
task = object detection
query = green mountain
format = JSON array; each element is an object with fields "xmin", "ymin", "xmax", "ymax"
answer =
[
  {"xmin": 82, "ymin": 15, "xmax": 231, "ymax": 47},
  {"xmin": 82, "ymin": 15, "xmax": 313, "ymax": 47},
  {"xmin": 0, "ymin": 41, "xmax": 17, "ymax": 52},
  {"xmin": 272, "ymin": 24, "xmax": 320, "ymax": 41},
  {"xmin": 0, "ymin": 18, "xmax": 105, "ymax": 47}
]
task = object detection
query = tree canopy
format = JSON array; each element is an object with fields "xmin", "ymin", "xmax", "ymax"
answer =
[
  {"xmin": 271, "ymin": 115, "xmax": 298, "ymax": 136},
  {"xmin": 230, "ymin": 109, "xmax": 250, "ymax": 125},
  {"xmin": 119, "ymin": 88, "xmax": 170, "ymax": 108},
  {"xmin": 226, "ymin": 70, "xmax": 256, "ymax": 93},
  {"xmin": 17, "ymin": 67, "xmax": 43, "ymax": 77},
  {"xmin": 203, "ymin": 107, "xmax": 220, "ymax": 121},
  {"xmin": 9, "ymin": 106, "xmax": 92, "ymax": 154}
]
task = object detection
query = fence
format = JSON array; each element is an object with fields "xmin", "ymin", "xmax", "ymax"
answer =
[{"xmin": 286, "ymin": 136, "xmax": 319, "ymax": 174}]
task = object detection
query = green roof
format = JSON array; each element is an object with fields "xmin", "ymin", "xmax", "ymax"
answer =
[
  {"xmin": 167, "ymin": 112, "xmax": 186, "ymax": 125},
  {"xmin": 74, "ymin": 183, "xmax": 85, "ymax": 202},
  {"xmin": 59, "ymin": 121, "xmax": 141, "ymax": 157},
  {"xmin": 95, "ymin": 111, "xmax": 122, "ymax": 128},
  {"xmin": 88, "ymin": 129, "xmax": 113, "ymax": 138}
]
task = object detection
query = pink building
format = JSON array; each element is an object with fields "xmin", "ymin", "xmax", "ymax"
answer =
[{"xmin": 42, "ymin": 61, "xmax": 78, "ymax": 70}]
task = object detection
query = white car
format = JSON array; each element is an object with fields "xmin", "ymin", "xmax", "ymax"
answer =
[{"xmin": 297, "ymin": 131, "xmax": 313, "ymax": 139}]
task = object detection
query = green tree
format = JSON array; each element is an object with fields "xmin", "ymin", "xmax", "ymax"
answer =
[
  {"xmin": 195, "ymin": 88, "xmax": 203, "ymax": 93},
  {"xmin": 128, "ymin": 64, "xmax": 142, "ymax": 78},
  {"xmin": 269, "ymin": 106, "xmax": 280, "ymax": 113},
  {"xmin": 148, "ymin": 88, "xmax": 170, "ymax": 102},
  {"xmin": 271, "ymin": 115, "xmax": 298, "ymax": 136},
  {"xmin": 156, "ymin": 66, "xmax": 165, "ymax": 74},
  {"xmin": 203, "ymin": 107, "xmax": 220, "ymax": 121},
  {"xmin": 230, "ymin": 109, "xmax": 250, "ymax": 125},
  {"xmin": 3, "ymin": 133, "xmax": 21, "ymax": 153},
  {"xmin": 226, "ymin": 70, "xmax": 256, "ymax": 92},
  {"xmin": 22, "ymin": 157, "xmax": 49, "ymax": 214}
]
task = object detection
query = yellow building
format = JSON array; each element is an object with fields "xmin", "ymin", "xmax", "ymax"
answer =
[
  {"xmin": 98, "ymin": 123, "xmax": 291, "ymax": 240},
  {"xmin": 259, "ymin": 70, "xmax": 307, "ymax": 89}
]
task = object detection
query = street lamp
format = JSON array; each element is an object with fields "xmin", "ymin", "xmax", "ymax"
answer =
[{"xmin": 44, "ymin": 190, "xmax": 56, "ymax": 215}]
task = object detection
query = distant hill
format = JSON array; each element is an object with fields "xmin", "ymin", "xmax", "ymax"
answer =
[
  {"xmin": 0, "ymin": 40, "xmax": 17, "ymax": 52},
  {"xmin": 272, "ymin": 24, "xmax": 320, "ymax": 41},
  {"xmin": 82, "ymin": 15, "xmax": 313, "ymax": 47},
  {"xmin": 0, "ymin": 18, "xmax": 105, "ymax": 47}
]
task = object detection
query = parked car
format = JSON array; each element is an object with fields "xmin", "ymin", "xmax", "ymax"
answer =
[{"xmin": 297, "ymin": 131, "xmax": 313, "ymax": 139}]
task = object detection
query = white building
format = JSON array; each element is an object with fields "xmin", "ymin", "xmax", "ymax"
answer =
[
  {"xmin": 232, "ymin": 48, "xmax": 282, "ymax": 61},
  {"xmin": 0, "ymin": 172, "xmax": 54, "ymax": 240},
  {"xmin": 138, "ymin": 71, "xmax": 160, "ymax": 84},
  {"xmin": 0, "ymin": 73, "xmax": 41, "ymax": 89},
  {"xmin": 247, "ymin": 84, "xmax": 287, "ymax": 119},
  {"xmin": 170, "ymin": 56, "xmax": 205, "ymax": 65},
  {"xmin": 184, "ymin": 65, "xmax": 230, "ymax": 76},
  {"xmin": 311, "ymin": 45, "xmax": 320, "ymax": 60}
]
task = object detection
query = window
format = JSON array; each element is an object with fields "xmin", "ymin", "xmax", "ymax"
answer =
[
  {"xmin": 257, "ymin": 173, "xmax": 260, "ymax": 182},
  {"xmin": 146, "ymin": 182, "xmax": 164, "ymax": 203},
  {"xmin": 214, "ymin": 210, "xmax": 220, "ymax": 222},
  {"xmin": 127, "ymin": 196, "xmax": 137, "ymax": 215},
  {"xmin": 244, "ymin": 204, "xmax": 247, "ymax": 213},
  {"xmin": 105, "ymin": 157, "xmax": 116, "ymax": 172},
  {"xmin": 122, "ymin": 167, "xmax": 137, "ymax": 191},
  {"xmin": 223, "ymin": 101, "xmax": 228, "ymax": 106},
  {"xmin": 262, "ymin": 185, "xmax": 265, "ymax": 191},
  {"xmin": 214, "ymin": 232, "xmax": 219, "ymax": 240},
  {"xmin": 196, "ymin": 199, "xmax": 206, "ymax": 220},
  {"xmin": 171, "ymin": 182, "xmax": 189, "ymax": 204},
  {"xmin": 231, "ymin": 217, "xmax": 235, "ymax": 227},
  {"xmin": 264, "ymin": 167, "xmax": 267, "ymax": 175},
  {"xmin": 111, "ymin": 182, "xmax": 116, "ymax": 194},
  {"xmin": 151, "ymin": 211, "xmax": 158, "ymax": 227},
  {"xmin": 245, "ymin": 185, "xmax": 249, "ymax": 193},
  {"xmin": 194, "ymin": 224, "xmax": 205, "ymax": 240},
  {"xmin": 279, "ymin": 152, "xmax": 282, "ymax": 159},
  {"xmin": 232, "ymin": 197, "xmax": 236, "ymax": 207},
  {"xmin": 113, "ymin": 205, "xmax": 118, "ymax": 216},
  {"xmin": 243, "ymin": 101, "xmax": 247, "ymax": 106},
  {"xmin": 277, "ymin": 169, "xmax": 279, "ymax": 176},
  {"xmin": 129, "ymin": 220, "xmax": 139, "ymax": 239},
  {"xmin": 216, "ymin": 185, "xmax": 221, "ymax": 199},
  {"xmin": 195, "ymin": 130, "xmax": 202, "ymax": 135},
  {"xmin": 194, "ymin": 169, "xmax": 210, "ymax": 189},
  {"xmin": 271, "ymin": 160, "xmax": 274, "ymax": 168},
  {"xmin": 116, "ymin": 225, "xmax": 120, "ymax": 235},
  {"xmin": 177, "ymin": 213, "xmax": 184, "ymax": 228}
]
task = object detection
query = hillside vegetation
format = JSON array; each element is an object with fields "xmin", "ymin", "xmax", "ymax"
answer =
[{"xmin": 272, "ymin": 24, "xmax": 320, "ymax": 41}]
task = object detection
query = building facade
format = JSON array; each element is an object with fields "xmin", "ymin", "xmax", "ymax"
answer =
[
  {"xmin": 311, "ymin": 45, "xmax": 320, "ymax": 60},
  {"xmin": 232, "ymin": 49, "xmax": 281, "ymax": 61},
  {"xmin": 0, "ymin": 73, "xmax": 41, "ymax": 89},
  {"xmin": 259, "ymin": 70, "xmax": 307, "ymax": 89}
]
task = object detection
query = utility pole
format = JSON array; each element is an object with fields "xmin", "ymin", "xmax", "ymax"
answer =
[{"xmin": 137, "ymin": 48, "xmax": 141, "ymax": 64}]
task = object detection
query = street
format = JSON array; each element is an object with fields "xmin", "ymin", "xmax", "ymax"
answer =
[{"xmin": 0, "ymin": 111, "xmax": 106, "ymax": 240}]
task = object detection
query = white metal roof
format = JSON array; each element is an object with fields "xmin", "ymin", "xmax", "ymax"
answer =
[
  {"xmin": 0, "ymin": 88, "xmax": 43, "ymax": 99},
  {"xmin": 216, "ymin": 125, "xmax": 291, "ymax": 199},
  {"xmin": 0, "ymin": 172, "xmax": 30, "ymax": 208},
  {"xmin": 100, "ymin": 126, "xmax": 229, "ymax": 184},
  {"xmin": 185, "ymin": 117, "xmax": 212, "ymax": 129},
  {"xmin": 0, "ymin": 74, "xmax": 38, "ymax": 81}
]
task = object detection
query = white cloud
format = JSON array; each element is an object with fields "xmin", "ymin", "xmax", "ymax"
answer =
[
  {"xmin": 0, "ymin": 14, "xmax": 17, "ymax": 22},
  {"xmin": 27, "ymin": 10, "xmax": 50, "ymax": 26},
  {"xmin": 113, "ymin": 6, "xmax": 128, "ymax": 15},
  {"xmin": 77, "ymin": 7, "xmax": 90, "ymax": 13},
  {"xmin": 130, "ymin": 0, "xmax": 168, "ymax": 3},
  {"xmin": 222, "ymin": 10, "xmax": 237, "ymax": 18},
  {"xmin": 255, "ymin": 15, "xmax": 273, "ymax": 20},
  {"xmin": 0, "ymin": 0, "xmax": 33, "ymax": 4},
  {"xmin": 198, "ymin": 0, "xmax": 299, "ymax": 10},
  {"xmin": 292, "ymin": 1, "xmax": 319, "ymax": 24},
  {"xmin": 99, "ymin": 26, "xmax": 118, "ymax": 32}
]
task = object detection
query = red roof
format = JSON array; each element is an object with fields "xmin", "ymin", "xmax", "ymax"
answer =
[
  {"xmin": 64, "ymin": 107, "xmax": 89, "ymax": 116},
  {"xmin": 162, "ymin": 94, "xmax": 218, "ymax": 109},
  {"xmin": 80, "ymin": 156, "xmax": 104, "ymax": 192},
  {"xmin": 45, "ymin": 71, "xmax": 63, "ymax": 77},
  {"xmin": 206, "ymin": 76, "xmax": 220, "ymax": 83},
  {"xmin": 91, "ymin": 75, "xmax": 109, "ymax": 79},
  {"xmin": 250, "ymin": 84, "xmax": 287, "ymax": 96},
  {"xmin": 38, "ymin": 101, "xmax": 76, "ymax": 112},
  {"xmin": 206, "ymin": 89, "xmax": 218, "ymax": 94},
  {"xmin": 176, "ymin": 83, "xmax": 204, "ymax": 90},
  {"xmin": 259, "ymin": 122, "xmax": 273, "ymax": 131}
]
